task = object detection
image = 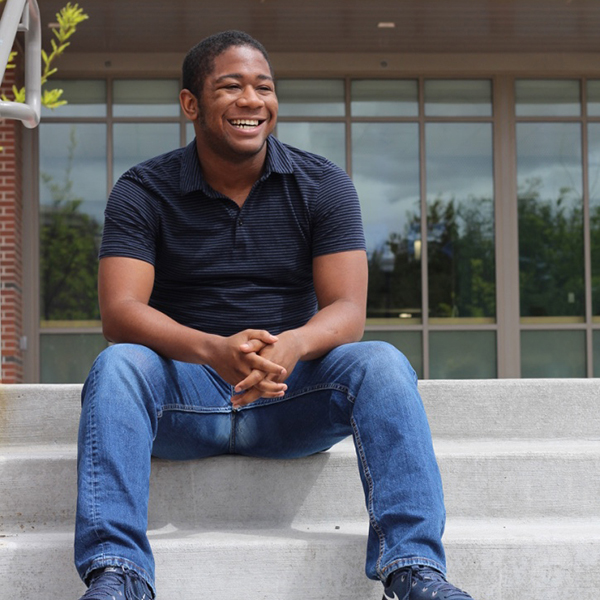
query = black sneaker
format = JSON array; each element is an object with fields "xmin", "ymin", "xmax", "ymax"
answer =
[
  {"xmin": 383, "ymin": 566, "xmax": 474, "ymax": 600},
  {"xmin": 80, "ymin": 567, "xmax": 154, "ymax": 600}
]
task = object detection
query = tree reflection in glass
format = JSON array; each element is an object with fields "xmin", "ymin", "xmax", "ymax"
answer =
[
  {"xmin": 425, "ymin": 123, "xmax": 496, "ymax": 321},
  {"xmin": 588, "ymin": 123, "xmax": 600, "ymax": 318},
  {"xmin": 517, "ymin": 122, "xmax": 584, "ymax": 319}
]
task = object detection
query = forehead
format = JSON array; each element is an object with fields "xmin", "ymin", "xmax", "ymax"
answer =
[{"xmin": 210, "ymin": 45, "xmax": 273, "ymax": 81}]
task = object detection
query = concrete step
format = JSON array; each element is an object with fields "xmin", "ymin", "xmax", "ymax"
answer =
[
  {"xmin": 2, "ymin": 518, "xmax": 599, "ymax": 600},
  {"xmin": 2, "ymin": 438, "xmax": 599, "ymax": 531},
  {"xmin": 1, "ymin": 379, "xmax": 600, "ymax": 447}
]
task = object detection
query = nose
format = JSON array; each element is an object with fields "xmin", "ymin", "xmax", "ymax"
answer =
[{"xmin": 237, "ymin": 85, "xmax": 264, "ymax": 108}]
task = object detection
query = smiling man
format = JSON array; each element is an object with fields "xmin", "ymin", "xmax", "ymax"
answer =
[{"xmin": 74, "ymin": 31, "xmax": 476, "ymax": 600}]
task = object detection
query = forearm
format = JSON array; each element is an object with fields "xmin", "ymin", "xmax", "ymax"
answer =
[
  {"xmin": 286, "ymin": 298, "xmax": 366, "ymax": 362},
  {"xmin": 101, "ymin": 299, "xmax": 217, "ymax": 365}
]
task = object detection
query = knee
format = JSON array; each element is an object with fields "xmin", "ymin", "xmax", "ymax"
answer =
[
  {"xmin": 346, "ymin": 341, "xmax": 418, "ymax": 383},
  {"xmin": 87, "ymin": 343, "xmax": 164, "ymax": 385}
]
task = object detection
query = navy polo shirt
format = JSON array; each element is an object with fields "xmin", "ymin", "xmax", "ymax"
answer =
[{"xmin": 100, "ymin": 136, "xmax": 366, "ymax": 337}]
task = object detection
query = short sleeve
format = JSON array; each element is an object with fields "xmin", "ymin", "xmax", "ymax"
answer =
[
  {"xmin": 311, "ymin": 162, "xmax": 366, "ymax": 257},
  {"xmin": 100, "ymin": 172, "xmax": 160, "ymax": 265}
]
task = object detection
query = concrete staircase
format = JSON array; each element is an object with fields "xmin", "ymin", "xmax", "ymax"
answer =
[{"xmin": 1, "ymin": 379, "xmax": 599, "ymax": 599}]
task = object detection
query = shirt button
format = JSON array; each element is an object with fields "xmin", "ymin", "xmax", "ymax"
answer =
[{"xmin": 238, "ymin": 218, "xmax": 243, "ymax": 226}]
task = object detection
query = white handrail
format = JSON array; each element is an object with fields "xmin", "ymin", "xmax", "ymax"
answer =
[{"xmin": 0, "ymin": 0, "xmax": 41, "ymax": 128}]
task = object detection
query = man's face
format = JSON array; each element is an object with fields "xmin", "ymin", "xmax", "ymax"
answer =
[{"xmin": 195, "ymin": 45, "xmax": 278, "ymax": 163}]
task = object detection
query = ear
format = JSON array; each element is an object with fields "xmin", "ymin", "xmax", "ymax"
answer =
[{"xmin": 180, "ymin": 89, "xmax": 199, "ymax": 121}]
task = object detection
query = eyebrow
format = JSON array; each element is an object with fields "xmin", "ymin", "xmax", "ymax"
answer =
[{"xmin": 215, "ymin": 73, "xmax": 274, "ymax": 83}]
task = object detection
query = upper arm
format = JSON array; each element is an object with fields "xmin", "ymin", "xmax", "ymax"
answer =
[
  {"xmin": 98, "ymin": 256, "xmax": 155, "ymax": 333},
  {"xmin": 312, "ymin": 249, "xmax": 368, "ymax": 313}
]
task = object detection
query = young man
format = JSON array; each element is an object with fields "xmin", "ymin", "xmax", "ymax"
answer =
[{"xmin": 76, "ymin": 30, "xmax": 475, "ymax": 600}]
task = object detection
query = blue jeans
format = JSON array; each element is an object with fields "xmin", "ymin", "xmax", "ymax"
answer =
[{"xmin": 75, "ymin": 341, "xmax": 446, "ymax": 594}]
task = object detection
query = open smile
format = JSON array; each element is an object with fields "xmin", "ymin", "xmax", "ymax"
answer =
[{"xmin": 228, "ymin": 118, "xmax": 266, "ymax": 130}]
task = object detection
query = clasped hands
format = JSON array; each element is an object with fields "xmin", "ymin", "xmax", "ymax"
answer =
[{"xmin": 212, "ymin": 329, "xmax": 300, "ymax": 409}]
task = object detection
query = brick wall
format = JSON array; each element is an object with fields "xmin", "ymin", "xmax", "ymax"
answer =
[{"xmin": 0, "ymin": 66, "xmax": 24, "ymax": 383}]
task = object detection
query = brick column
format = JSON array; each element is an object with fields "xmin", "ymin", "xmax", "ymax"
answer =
[{"xmin": 0, "ymin": 66, "xmax": 24, "ymax": 383}]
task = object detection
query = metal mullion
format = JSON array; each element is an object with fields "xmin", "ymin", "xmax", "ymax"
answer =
[
  {"xmin": 418, "ymin": 77, "xmax": 430, "ymax": 379},
  {"xmin": 345, "ymin": 76, "xmax": 352, "ymax": 177},
  {"xmin": 276, "ymin": 116, "xmax": 346, "ymax": 123},
  {"xmin": 494, "ymin": 75, "xmax": 521, "ymax": 377},
  {"xmin": 520, "ymin": 322, "xmax": 588, "ymax": 330},
  {"xmin": 107, "ymin": 75, "xmax": 114, "ymax": 196},
  {"xmin": 580, "ymin": 78, "xmax": 594, "ymax": 376}
]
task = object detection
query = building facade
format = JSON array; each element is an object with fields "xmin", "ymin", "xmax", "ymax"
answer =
[{"xmin": 3, "ymin": 0, "xmax": 600, "ymax": 382}]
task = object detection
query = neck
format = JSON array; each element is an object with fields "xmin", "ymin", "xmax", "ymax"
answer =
[{"xmin": 196, "ymin": 140, "xmax": 267, "ymax": 207}]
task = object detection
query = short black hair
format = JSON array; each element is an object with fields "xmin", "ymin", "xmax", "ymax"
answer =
[{"xmin": 182, "ymin": 30, "xmax": 273, "ymax": 98}]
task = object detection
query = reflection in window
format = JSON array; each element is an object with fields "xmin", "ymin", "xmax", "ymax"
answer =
[
  {"xmin": 430, "ymin": 331, "xmax": 497, "ymax": 378},
  {"xmin": 277, "ymin": 79, "xmax": 345, "ymax": 117},
  {"xmin": 424, "ymin": 80, "xmax": 492, "ymax": 117},
  {"xmin": 588, "ymin": 123, "xmax": 600, "ymax": 318},
  {"xmin": 113, "ymin": 79, "xmax": 180, "ymax": 117},
  {"xmin": 587, "ymin": 80, "xmax": 600, "ymax": 117},
  {"xmin": 425, "ymin": 123, "xmax": 496, "ymax": 321},
  {"xmin": 41, "ymin": 334, "xmax": 108, "ymax": 383},
  {"xmin": 361, "ymin": 330, "xmax": 423, "ymax": 378},
  {"xmin": 113, "ymin": 123, "xmax": 180, "ymax": 183},
  {"xmin": 594, "ymin": 331, "xmax": 600, "ymax": 376},
  {"xmin": 276, "ymin": 122, "xmax": 345, "ymax": 169},
  {"xmin": 41, "ymin": 79, "xmax": 106, "ymax": 118},
  {"xmin": 351, "ymin": 80, "xmax": 418, "ymax": 117},
  {"xmin": 517, "ymin": 123, "xmax": 584, "ymax": 319},
  {"xmin": 39, "ymin": 123, "xmax": 107, "ymax": 322},
  {"xmin": 521, "ymin": 330, "xmax": 586, "ymax": 377},
  {"xmin": 352, "ymin": 123, "xmax": 421, "ymax": 323},
  {"xmin": 516, "ymin": 79, "xmax": 581, "ymax": 117}
]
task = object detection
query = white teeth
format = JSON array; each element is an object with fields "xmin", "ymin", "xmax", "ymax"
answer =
[{"xmin": 230, "ymin": 119, "xmax": 260, "ymax": 128}]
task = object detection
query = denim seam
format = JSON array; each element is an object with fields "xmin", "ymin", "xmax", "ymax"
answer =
[
  {"xmin": 235, "ymin": 382, "xmax": 354, "ymax": 410},
  {"xmin": 86, "ymin": 367, "xmax": 107, "ymax": 558},
  {"xmin": 160, "ymin": 404, "xmax": 232, "ymax": 414},
  {"xmin": 84, "ymin": 556, "xmax": 156, "ymax": 596},
  {"xmin": 229, "ymin": 410, "xmax": 237, "ymax": 453},
  {"xmin": 350, "ymin": 415, "xmax": 386, "ymax": 578}
]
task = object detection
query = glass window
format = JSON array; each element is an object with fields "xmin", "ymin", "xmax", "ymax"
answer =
[
  {"xmin": 425, "ymin": 123, "xmax": 495, "ymax": 321},
  {"xmin": 39, "ymin": 123, "xmax": 107, "ymax": 323},
  {"xmin": 277, "ymin": 79, "xmax": 345, "ymax": 117},
  {"xmin": 276, "ymin": 122, "xmax": 345, "ymax": 169},
  {"xmin": 517, "ymin": 123, "xmax": 584, "ymax": 319},
  {"xmin": 424, "ymin": 80, "xmax": 492, "ymax": 117},
  {"xmin": 429, "ymin": 331, "xmax": 497, "ymax": 378},
  {"xmin": 41, "ymin": 79, "xmax": 106, "ymax": 117},
  {"xmin": 113, "ymin": 123, "xmax": 180, "ymax": 183},
  {"xmin": 186, "ymin": 122, "xmax": 195, "ymax": 144},
  {"xmin": 521, "ymin": 330, "xmax": 586, "ymax": 377},
  {"xmin": 589, "ymin": 123, "xmax": 600, "ymax": 318},
  {"xmin": 40, "ymin": 334, "xmax": 108, "ymax": 383},
  {"xmin": 113, "ymin": 79, "xmax": 180, "ymax": 117},
  {"xmin": 352, "ymin": 123, "xmax": 422, "ymax": 324},
  {"xmin": 594, "ymin": 331, "xmax": 600, "ymax": 377},
  {"xmin": 351, "ymin": 80, "xmax": 418, "ymax": 117},
  {"xmin": 587, "ymin": 80, "xmax": 600, "ymax": 117},
  {"xmin": 516, "ymin": 80, "xmax": 581, "ymax": 117},
  {"xmin": 361, "ymin": 330, "xmax": 423, "ymax": 379}
]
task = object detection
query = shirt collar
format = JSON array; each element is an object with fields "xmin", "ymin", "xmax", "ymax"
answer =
[{"xmin": 180, "ymin": 135, "xmax": 294, "ymax": 197}]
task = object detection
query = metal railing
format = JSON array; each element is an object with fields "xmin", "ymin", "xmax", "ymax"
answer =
[{"xmin": 0, "ymin": 0, "xmax": 41, "ymax": 128}]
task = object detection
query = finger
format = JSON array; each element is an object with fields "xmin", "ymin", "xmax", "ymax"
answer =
[
  {"xmin": 239, "ymin": 338, "xmax": 268, "ymax": 353},
  {"xmin": 235, "ymin": 369, "xmax": 287, "ymax": 394},
  {"xmin": 232, "ymin": 386, "xmax": 286, "ymax": 408},
  {"xmin": 235, "ymin": 369, "xmax": 268, "ymax": 392},
  {"xmin": 232, "ymin": 388, "xmax": 262, "ymax": 408},
  {"xmin": 247, "ymin": 354, "xmax": 287, "ymax": 377}
]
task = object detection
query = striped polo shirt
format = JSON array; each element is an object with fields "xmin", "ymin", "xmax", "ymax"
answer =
[{"xmin": 100, "ymin": 135, "xmax": 366, "ymax": 337}]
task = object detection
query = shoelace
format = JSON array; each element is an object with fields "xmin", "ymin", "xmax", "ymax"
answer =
[
  {"xmin": 411, "ymin": 567, "xmax": 472, "ymax": 599},
  {"xmin": 81, "ymin": 569, "xmax": 126, "ymax": 599}
]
